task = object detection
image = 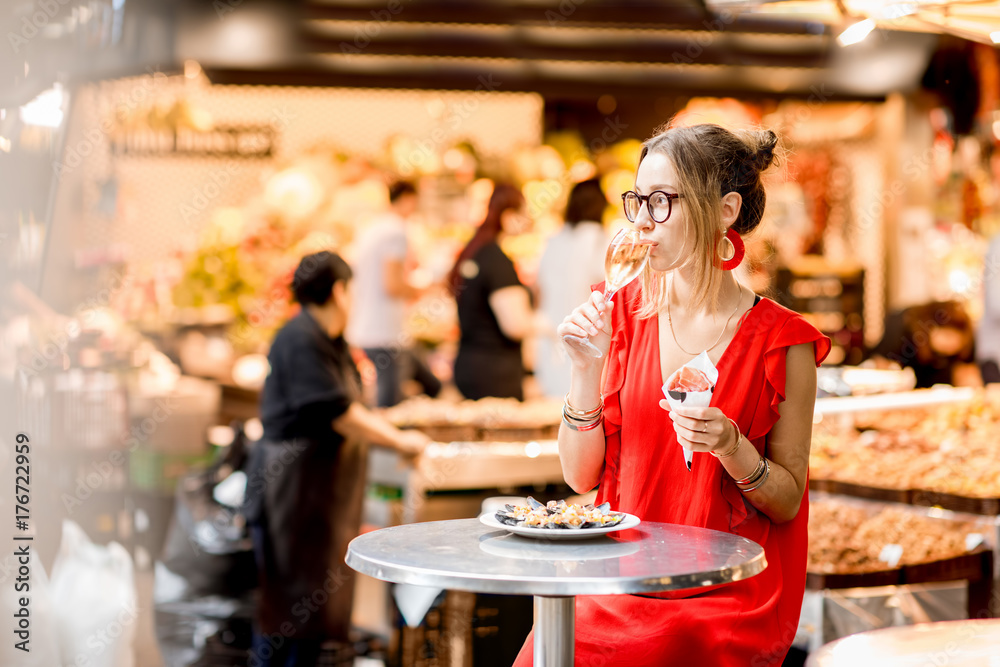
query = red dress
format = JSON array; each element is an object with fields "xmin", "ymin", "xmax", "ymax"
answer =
[{"xmin": 514, "ymin": 283, "xmax": 831, "ymax": 666}]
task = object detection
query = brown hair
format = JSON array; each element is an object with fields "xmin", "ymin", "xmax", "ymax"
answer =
[
  {"xmin": 564, "ymin": 179, "xmax": 608, "ymax": 227},
  {"xmin": 447, "ymin": 183, "xmax": 524, "ymax": 294},
  {"xmin": 636, "ymin": 123, "xmax": 778, "ymax": 317}
]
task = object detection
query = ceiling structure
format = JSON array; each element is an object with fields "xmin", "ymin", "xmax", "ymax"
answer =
[
  {"xmin": 708, "ymin": 0, "xmax": 1000, "ymax": 46},
  {"xmin": 180, "ymin": 0, "xmax": 940, "ymax": 101},
  {"xmin": 5, "ymin": 0, "xmax": 991, "ymax": 109}
]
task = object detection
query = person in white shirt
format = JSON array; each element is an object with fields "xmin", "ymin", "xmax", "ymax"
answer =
[
  {"xmin": 347, "ymin": 181, "xmax": 442, "ymax": 406},
  {"xmin": 534, "ymin": 179, "xmax": 610, "ymax": 398}
]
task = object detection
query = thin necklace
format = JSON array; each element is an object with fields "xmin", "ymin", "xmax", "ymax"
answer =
[{"xmin": 667, "ymin": 279, "xmax": 743, "ymax": 356}]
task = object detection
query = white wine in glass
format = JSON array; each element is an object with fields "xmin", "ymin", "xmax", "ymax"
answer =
[{"xmin": 563, "ymin": 228, "xmax": 651, "ymax": 358}]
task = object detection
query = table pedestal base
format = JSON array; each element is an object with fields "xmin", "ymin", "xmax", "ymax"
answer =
[{"xmin": 534, "ymin": 595, "xmax": 575, "ymax": 667}]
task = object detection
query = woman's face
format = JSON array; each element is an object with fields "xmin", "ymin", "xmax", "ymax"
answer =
[{"xmin": 632, "ymin": 151, "xmax": 691, "ymax": 273}]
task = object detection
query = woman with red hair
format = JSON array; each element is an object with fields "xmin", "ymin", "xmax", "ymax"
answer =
[{"xmin": 448, "ymin": 184, "xmax": 533, "ymax": 400}]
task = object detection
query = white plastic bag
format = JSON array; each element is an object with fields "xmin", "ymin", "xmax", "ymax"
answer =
[{"xmin": 49, "ymin": 520, "xmax": 137, "ymax": 667}]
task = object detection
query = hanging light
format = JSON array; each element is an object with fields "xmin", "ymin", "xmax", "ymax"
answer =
[{"xmin": 837, "ymin": 19, "xmax": 876, "ymax": 46}]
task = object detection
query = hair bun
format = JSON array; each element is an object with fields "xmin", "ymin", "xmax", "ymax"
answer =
[{"xmin": 750, "ymin": 129, "xmax": 778, "ymax": 172}]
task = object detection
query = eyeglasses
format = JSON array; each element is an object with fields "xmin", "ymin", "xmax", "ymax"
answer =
[{"xmin": 621, "ymin": 190, "xmax": 684, "ymax": 223}]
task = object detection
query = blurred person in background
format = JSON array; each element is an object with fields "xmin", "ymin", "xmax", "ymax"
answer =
[
  {"xmin": 347, "ymin": 180, "xmax": 442, "ymax": 407},
  {"xmin": 535, "ymin": 179, "xmax": 610, "ymax": 398},
  {"xmin": 977, "ymin": 232, "xmax": 1000, "ymax": 384},
  {"xmin": 872, "ymin": 300, "xmax": 978, "ymax": 388},
  {"xmin": 244, "ymin": 251, "xmax": 430, "ymax": 667},
  {"xmin": 448, "ymin": 184, "xmax": 533, "ymax": 400}
]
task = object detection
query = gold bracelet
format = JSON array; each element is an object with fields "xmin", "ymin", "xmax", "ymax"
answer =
[
  {"xmin": 564, "ymin": 393, "xmax": 603, "ymax": 419},
  {"xmin": 740, "ymin": 459, "xmax": 770, "ymax": 493},
  {"xmin": 712, "ymin": 419, "xmax": 742, "ymax": 458},
  {"xmin": 562, "ymin": 403, "xmax": 603, "ymax": 428}
]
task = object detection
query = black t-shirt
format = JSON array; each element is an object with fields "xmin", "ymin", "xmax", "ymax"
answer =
[
  {"xmin": 456, "ymin": 241, "xmax": 524, "ymax": 352},
  {"xmin": 260, "ymin": 309, "xmax": 360, "ymax": 442}
]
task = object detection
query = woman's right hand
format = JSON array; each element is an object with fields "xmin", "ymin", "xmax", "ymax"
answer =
[{"xmin": 558, "ymin": 290, "xmax": 613, "ymax": 365}]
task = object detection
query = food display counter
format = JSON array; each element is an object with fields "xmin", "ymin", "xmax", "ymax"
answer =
[
  {"xmin": 373, "ymin": 397, "xmax": 567, "ymax": 523},
  {"xmin": 799, "ymin": 386, "xmax": 1000, "ymax": 652}
]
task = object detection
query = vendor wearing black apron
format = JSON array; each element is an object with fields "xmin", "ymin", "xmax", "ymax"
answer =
[{"xmin": 245, "ymin": 251, "xmax": 429, "ymax": 667}]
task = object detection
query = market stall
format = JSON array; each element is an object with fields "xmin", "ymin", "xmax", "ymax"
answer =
[
  {"xmin": 8, "ymin": 1, "xmax": 1000, "ymax": 665},
  {"xmin": 795, "ymin": 387, "xmax": 1000, "ymax": 653}
]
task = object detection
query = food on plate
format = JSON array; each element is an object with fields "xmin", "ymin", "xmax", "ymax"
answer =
[
  {"xmin": 495, "ymin": 497, "xmax": 627, "ymax": 530},
  {"xmin": 667, "ymin": 366, "xmax": 713, "ymax": 394}
]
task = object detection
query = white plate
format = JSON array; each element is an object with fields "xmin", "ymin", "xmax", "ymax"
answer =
[{"xmin": 479, "ymin": 512, "xmax": 641, "ymax": 540}]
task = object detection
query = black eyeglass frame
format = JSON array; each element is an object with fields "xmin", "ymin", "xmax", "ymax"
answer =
[{"xmin": 621, "ymin": 190, "xmax": 684, "ymax": 223}]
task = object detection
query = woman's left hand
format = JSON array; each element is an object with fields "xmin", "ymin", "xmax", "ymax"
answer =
[{"xmin": 660, "ymin": 403, "xmax": 738, "ymax": 455}]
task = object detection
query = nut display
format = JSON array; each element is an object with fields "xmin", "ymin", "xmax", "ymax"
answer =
[
  {"xmin": 807, "ymin": 499, "xmax": 982, "ymax": 574},
  {"xmin": 810, "ymin": 390, "xmax": 1000, "ymax": 498}
]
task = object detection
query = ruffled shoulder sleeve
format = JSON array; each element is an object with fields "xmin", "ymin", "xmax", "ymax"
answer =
[{"xmin": 745, "ymin": 299, "xmax": 831, "ymax": 442}]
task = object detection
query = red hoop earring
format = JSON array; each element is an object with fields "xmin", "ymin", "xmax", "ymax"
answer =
[{"xmin": 719, "ymin": 228, "xmax": 745, "ymax": 271}]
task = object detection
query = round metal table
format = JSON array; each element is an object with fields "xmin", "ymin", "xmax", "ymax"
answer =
[
  {"xmin": 806, "ymin": 619, "xmax": 1000, "ymax": 666},
  {"xmin": 346, "ymin": 518, "xmax": 767, "ymax": 667}
]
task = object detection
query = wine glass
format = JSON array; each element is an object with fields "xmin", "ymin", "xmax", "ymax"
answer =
[{"xmin": 562, "ymin": 227, "xmax": 651, "ymax": 358}]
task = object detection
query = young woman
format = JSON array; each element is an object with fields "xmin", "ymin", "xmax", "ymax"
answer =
[
  {"xmin": 514, "ymin": 124, "xmax": 830, "ymax": 666},
  {"xmin": 448, "ymin": 183, "xmax": 533, "ymax": 400}
]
